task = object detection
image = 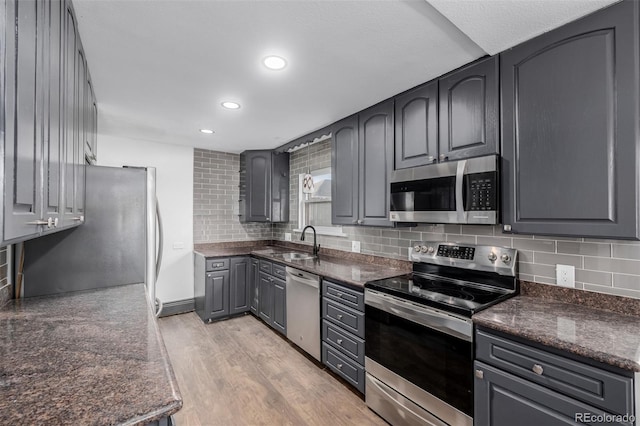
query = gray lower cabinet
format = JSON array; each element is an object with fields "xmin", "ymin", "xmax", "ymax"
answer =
[
  {"xmin": 2, "ymin": 0, "xmax": 93, "ymax": 244},
  {"xmin": 194, "ymin": 254, "xmax": 250, "ymax": 322},
  {"xmin": 501, "ymin": 0, "xmax": 640, "ymax": 239},
  {"xmin": 331, "ymin": 100, "xmax": 394, "ymax": 227},
  {"xmin": 256, "ymin": 259, "xmax": 287, "ymax": 336},
  {"xmin": 239, "ymin": 150, "xmax": 289, "ymax": 223},
  {"xmin": 475, "ymin": 329, "xmax": 635, "ymax": 426},
  {"xmin": 249, "ymin": 258, "xmax": 260, "ymax": 315},
  {"xmin": 321, "ymin": 280, "xmax": 366, "ymax": 393}
]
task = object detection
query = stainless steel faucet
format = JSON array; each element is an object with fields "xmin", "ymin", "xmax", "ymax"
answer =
[{"xmin": 300, "ymin": 225, "xmax": 320, "ymax": 256}]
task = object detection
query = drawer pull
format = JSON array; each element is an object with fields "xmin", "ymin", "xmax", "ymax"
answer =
[
  {"xmin": 532, "ymin": 364, "xmax": 544, "ymax": 375},
  {"xmin": 475, "ymin": 369, "xmax": 484, "ymax": 379},
  {"xmin": 336, "ymin": 339, "xmax": 343, "ymax": 345},
  {"xmin": 337, "ymin": 314, "xmax": 343, "ymax": 320},
  {"xmin": 336, "ymin": 292, "xmax": 343, "ymax": 298},
  {"xmin": 337, "ymin": 363, "xmax": 343, "ymax": 370}
]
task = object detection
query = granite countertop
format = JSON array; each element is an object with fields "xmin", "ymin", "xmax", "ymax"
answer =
[
  {"xmin": 0, "ymin": 284, "xmax": 182, "ymax": 425},
  {"xmin": 473, "ymin": 294, "xmax": 640, "ymax": 372},
  {"xmin": 195, "ymin": 244, "xmax": 410, "ymax": 288}
]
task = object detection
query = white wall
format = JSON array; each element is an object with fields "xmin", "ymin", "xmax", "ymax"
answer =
[{"xmin": 97, "ymin": 135, "xmax": 194, "ymax": 303}]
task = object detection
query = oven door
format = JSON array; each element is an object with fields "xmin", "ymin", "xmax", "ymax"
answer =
[{"xmin": 365, "ymin": 289, "xmax": 473, "ymax": 425}]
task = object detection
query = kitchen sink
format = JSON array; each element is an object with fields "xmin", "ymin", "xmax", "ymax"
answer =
[{"xmin": 282, "ymin": 252, "xmax": 316, "ymax": 261}]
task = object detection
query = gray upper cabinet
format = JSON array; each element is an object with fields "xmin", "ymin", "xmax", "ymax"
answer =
[
  {"xmin": 438, "ymin": 56, "xmax": 499, "ymax": 162},
  {"xmin": 332, "ymin": 102, "xmax": 394, "ymax": 228},
  {"xmin": 394, "ymin": 81, "xmax": 438, "ymax": 169},
  {"xmin": 239, "ymin": 150, "xmax": 289, "ymax": 223},
  {"xmin": 358, "ymin": 101, "xmax": 394, "ymax": 227},
  {"xmin": 1, "ymin": 0, "xmax": 94, "ymax": 244},
  {"xmin": 331, "ymin": 115, "xmax": 359, "ymax": 225},
  {"xmin": 501, "ymin": 0, "xmax": 640, "ymax": 239}
]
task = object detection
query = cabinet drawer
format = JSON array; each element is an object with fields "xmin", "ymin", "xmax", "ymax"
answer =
[
  {"xmin": 272, "ymin": 263, "xmax": 286, "ymax": 280},
  {"xmin": 206, "ymin": 258, "xmax": 229, "ymax": 272},
  {"xmin": 259, "ymin": 260, "xmax": 272, "ymax": 274},
  {"xmin": 476, "ymin": 330, "xmax": 634, "ymax": 416},
  {"xmin": 322, "ymin": 298, "xmax": 365, "ymax": 339},
  {"xmin": 322, "ymin": 320, "xmax": 365, "ymax": 365},
  {"xmin": 323, "ymin": 280, "xmax": 364, "ymax": 312},
  {"xmin": 322, "ymin": 342, "xmax": 365, "ymax": 393}
]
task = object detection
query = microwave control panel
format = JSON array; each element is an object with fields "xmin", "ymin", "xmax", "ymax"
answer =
[{"xmin": 465, "ymin": 172, "xmax": 497, "ymax": 211}]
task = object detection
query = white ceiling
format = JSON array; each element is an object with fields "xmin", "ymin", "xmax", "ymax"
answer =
[{"xmin": 73, "ymin": 0, "xmax": 619, "ymax": 154}]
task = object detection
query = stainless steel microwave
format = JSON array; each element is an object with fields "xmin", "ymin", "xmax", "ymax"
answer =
[{"xmin": 389, "ymin": 155, "xmax": 498, "ymax": 224}]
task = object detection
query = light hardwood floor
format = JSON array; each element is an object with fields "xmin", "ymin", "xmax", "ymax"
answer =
[{"xmin": 159, "ymin": 312, "xmax": 387, "ymax": 426}]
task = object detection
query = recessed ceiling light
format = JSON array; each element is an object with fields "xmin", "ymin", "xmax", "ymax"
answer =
[
  {"xmin": 200, "ymin": 129, "xmax": 214, "ymax": 134},
  {"xmin": 221, "ymin": 101, "xmax": 241, "ymax": 110},
  {"xmin": 263, "ymin": 55, "xmax": 287, "ymax": 70}
]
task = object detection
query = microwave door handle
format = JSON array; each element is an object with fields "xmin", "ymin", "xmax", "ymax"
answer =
[{"xmin": 455, "ymin": 159, "xmax": 467, "ymax": 223}]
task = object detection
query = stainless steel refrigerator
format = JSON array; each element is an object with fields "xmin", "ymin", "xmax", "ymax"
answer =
[{"xmin": 23, "ymin": 165, "xmax": 164, "ymax": 314}]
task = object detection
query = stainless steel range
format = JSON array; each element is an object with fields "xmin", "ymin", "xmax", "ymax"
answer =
[{"xmin": 364, "ymin": 241, "xmax": 518, "ymax": 426}]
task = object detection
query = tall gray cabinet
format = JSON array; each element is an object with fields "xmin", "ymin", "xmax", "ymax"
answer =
[
  {"xmin": 501, "ymin": 0, "xmax": 640, "ymax": 239},
  {"xmin": 239, "ymin": 150, "xmax": 289, "ymax": 223},
  {"xmin": 331, "ymin": 100, "xmax": 394, "ymax": 227},
  {"xmin": 2, "ymin": 0, "xmax": 95, "ymax": 244}
]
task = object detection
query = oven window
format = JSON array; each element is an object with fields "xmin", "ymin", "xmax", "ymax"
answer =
[
  {"xmin": 365, "ymin": 304, "xmax": 473, "ymax": 416},
  {"xmin": 390, "ymin": 176, "xmax": 456, "ymax": 212}
]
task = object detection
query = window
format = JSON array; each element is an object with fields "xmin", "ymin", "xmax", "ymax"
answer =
[{"xmin": 295, "ymin": 167, "xmax": 346, "ymax": 237}]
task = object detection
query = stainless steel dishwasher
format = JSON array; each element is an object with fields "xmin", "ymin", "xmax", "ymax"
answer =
[{"xmin": 285, "ymin": 266, "xmax": 321, "ymax": 361}]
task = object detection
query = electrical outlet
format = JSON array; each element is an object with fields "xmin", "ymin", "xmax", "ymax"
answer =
[
  {"xmin": 351, "ymin": 241, "xmax": 361, "ymax": 253},
  {"xmin": 556, "ymin": 264, "xmax": 575, "ymax": 288},
  {"xmin": 284, "ymin": 232, "xmax": 292, "ymax": 241}
]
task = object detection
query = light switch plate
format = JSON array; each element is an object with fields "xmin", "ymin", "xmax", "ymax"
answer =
[
  {"xmin": 285, "ymin": 233, "xmax": 292, "ymax": 241},
  {"xmin": 352, "ymin": 241, "xmax": 361, "ymax": 253},
  {"xmin": 556, "ymin": 264, "xmax": 575, "ymax": 288}
]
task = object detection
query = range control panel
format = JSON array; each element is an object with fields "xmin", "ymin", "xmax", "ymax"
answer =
[
  {"xmin": 410, "ymin": 241, "xmax": 518, "ymax": 277},
  {"xmin": 437, "ymin": 245, "xmax": 475, "ymax": 260}
]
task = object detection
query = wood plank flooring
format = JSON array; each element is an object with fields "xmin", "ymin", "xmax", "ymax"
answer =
[{"xmin": 158, "ymin": 312, "xmax": 386, "ymax": 426}]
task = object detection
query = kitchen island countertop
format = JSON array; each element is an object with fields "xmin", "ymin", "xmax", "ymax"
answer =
[{"xmin": 0, "ymin": 284, "xmax": 182, "ymax": 425}]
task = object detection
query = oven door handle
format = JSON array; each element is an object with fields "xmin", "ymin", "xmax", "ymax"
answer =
[
  {"xmin": 455, "ymin": 159, "xmax": 468, "ymax": 223},
  {"xmin": 365, "ymin": 290, "xmax": 473, "ymax": 342}
]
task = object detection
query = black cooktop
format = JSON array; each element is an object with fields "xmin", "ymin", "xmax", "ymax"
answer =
[{"xmin": 365, "ymin": 272, "xmax": 515, "ymax": 317}]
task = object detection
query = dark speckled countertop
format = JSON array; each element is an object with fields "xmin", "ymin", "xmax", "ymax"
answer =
[
  {"xmin": 0, "ymin": 284, "xmax": 182, "ymax": 425},
  {"xmin": 194, "ymin": 243, "xmax": 411, "ymax": 288},
  {"xmin": 473, "ymin": 282, "xmax": 640, "ymax": 372}
]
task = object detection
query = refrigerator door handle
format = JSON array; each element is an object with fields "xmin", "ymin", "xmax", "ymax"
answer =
[{"xmin": 154, "ymin": 198, "xmax": 164, "ymax": 317}]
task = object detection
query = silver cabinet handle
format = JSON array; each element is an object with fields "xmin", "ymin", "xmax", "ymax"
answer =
[
  {"xmin": 532, "ymin": 364, "xmax": 544, "ymax": 375},
  {"xmin": 337, "ymin": 314, "xmax": 343, "ymax": 320},
  {"xmin": 71, "ymin": 216, "xmax": 84, "ymax": 221},
  {"xmin": 26, "ymin": 219, "xmax": 49, "ymax": 226},
  {"xmin": 336, "ymin": 339, "xmax": 343, "ymax": 345},
  {"xmin": 53, "ymin": 217, "xmax": 59, "ymax": 227},
  {"xmin": 336, "ymin": 363, "xmax": 343, "ymax": 370}
]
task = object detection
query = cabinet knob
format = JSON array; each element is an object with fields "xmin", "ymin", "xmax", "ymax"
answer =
[
  {"xmin": 53, "ymin": 217, "xmax": 59, "ymax": 227},
  {"xmin": 336, "ymin": 363, "xmax": 343, "ymax": 370},
  {"xmin": 475, "ymin": 369, "xmax": 484, "ymax": 379},
  {"xmin": 356, "ymin": 219, "xmax": 363, "ymax": 225},
  {"xmin": 337, "ymin": 314, "xmax": 343, "ymax": 320},
  {"xmin": 439, "ymin": 154, "xmax": 447, "ymax": 162},
  {"xmin": 427, "ymin": 155, "xmax": 435, "ymax": 163},
  {"xmin": 503, "ymin": 224, "xmax": 512, "ymax": 232},
  {"xmin": 336, "ymin": 339, "xmax": 343, "ymax": 345},
  {"xmin": 532, "ymin": 364, "xmax": 544, "ymax": 375},
  {"xmin": 266, "ymin": 218, "xmax": 270, "ymax": 221}
]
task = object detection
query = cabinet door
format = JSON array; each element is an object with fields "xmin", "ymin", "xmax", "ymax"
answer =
[
  {"xmin": 250, "ymin": 259, "xmax": 259, "ymax": 315},
  {"xmin": 474, "ymin": 361, "xmax": 624, "ymax": 426},
  {"xmin": 258, "ymin": 272, "xmax": 273, "ymax": 323},
  {"xmin": 501, "ymin": 1, "xmax": 639, "ymax": 239},
  {"xmin": 61, "ymin": 3, "xmax": 77, "ymax": 227},
  {"xmin": 42, "ymin": 0, "xmax": 64, "ymax": 230},
  {"xmin": 245, "ymin": 151, "xmax": 271, "ymax": 222},
  {"xmin": 272, "ymin": 277, "xmax": 286, "ymax": 335},
  {"xmin": 439, "ymin": 56, "xmax": 499, "ymax": 162},
  {"xmin": 359, "ymin": 101, "xmax": 394, "ymax": 227},
  {"xmin": 331, "ymin": 115, "xmax": 359, "ymax": 225},
  {"xmin": 74, "ymin": 47, "xmax": 86, "ymax": 220},
  {"xmin": 229, "ymin": 257, "xmax": 250, "ymax": 315},
  {"xmin": 394, "ymin": 81, "xmax": 438, "ymax": 169},
  {"xmin": 270, "ymin": 152, "xmax": 289, "ymax": 223},
  {"xmin": 3, "ymin": 0, "xmax": 45, "ymax": 241},
  {"xmin": 205, "ymin": 270, "xmax": 229, "ymax": 321}
]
